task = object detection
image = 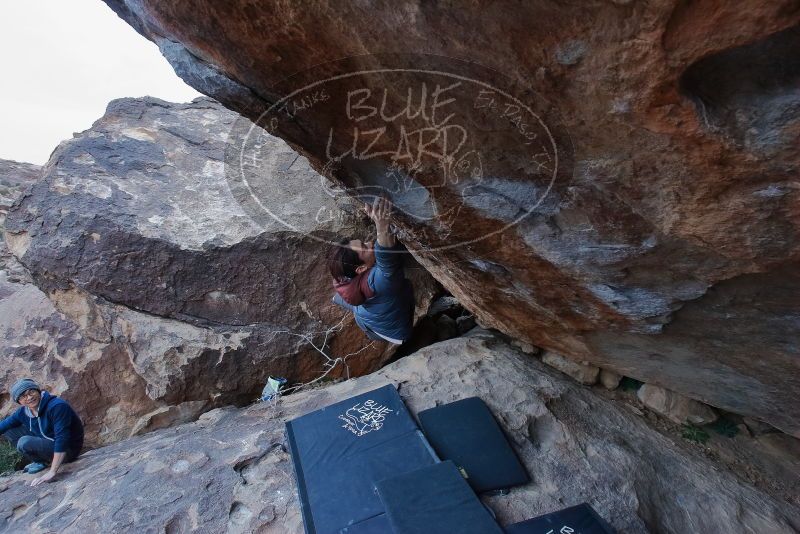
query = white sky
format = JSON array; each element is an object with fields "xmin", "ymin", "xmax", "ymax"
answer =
[{"xmin": 0, "ymin": 0, "xmax": 202, "ymax": 165}]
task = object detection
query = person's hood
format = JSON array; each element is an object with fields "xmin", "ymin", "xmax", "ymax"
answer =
[
  {"xmin": 23, "ymin": 390, "xmax": 55, "ymax": 418},
  {"xmin": 333, "ymin": 267, "xmax": 375, "ymax": 306}
]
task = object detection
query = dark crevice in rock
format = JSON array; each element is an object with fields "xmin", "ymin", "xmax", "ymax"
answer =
[
  {"xmin": 387, "ymin": 291, "xmax": 477, "ymax": 362},
  {"xmin": 680, "ymin": 24, "xmax": 800, "ymax": 151}
]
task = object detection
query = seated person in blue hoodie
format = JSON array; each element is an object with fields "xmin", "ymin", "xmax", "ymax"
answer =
[
  {"xmin": 328, "ymin": 197, "xmax": 414, "ymax": 345},
  {"xmin": 0, "ymin": 378, "xmax": 84, "ymax": 486}
]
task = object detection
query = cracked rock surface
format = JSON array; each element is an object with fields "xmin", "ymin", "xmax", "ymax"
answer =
[{"xmin": 1, "ymin": 330, "xmax": 797, "ymax": 533}]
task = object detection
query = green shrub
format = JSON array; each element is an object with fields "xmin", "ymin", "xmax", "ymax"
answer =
[
  {"xmin": 681, "ymin": 424, "xmax": 710, "ymax": 444},
  {"xmin": 709, "ymin": 416, "xmax": 739, "ymax": 438},
  {"xmin": 0, "ymin": 441, "xmax": 22, "ymax": 475}
]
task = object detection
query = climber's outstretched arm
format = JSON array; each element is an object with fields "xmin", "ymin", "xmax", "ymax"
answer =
[{"xmin": 364, "ymin": 197, "xmax": 403, "ymax": 291}]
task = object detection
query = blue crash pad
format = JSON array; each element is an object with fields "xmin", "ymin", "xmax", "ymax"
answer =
[
  {"xmin": 286, "ymin": 384, "xmax": 437, "ymax": 534},
  {"xmin": 418, "ymin": 397, "xmax": 529, "ymax": 493},
  {"xmin": 504, "ymin": 503, "xmax": 615, "ymax": 534},
  {"xmin": 375, "ymin": 460, "xmax": 505, "ymax": 534}
]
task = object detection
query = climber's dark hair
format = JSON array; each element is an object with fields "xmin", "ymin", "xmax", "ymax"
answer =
[{"xmin": 328, "ymin": 238, "xmax": 364, "ymax": 282}]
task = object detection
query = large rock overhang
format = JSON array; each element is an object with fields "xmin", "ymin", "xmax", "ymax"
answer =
[{"xmin": 102, "ymin": 1, "xmax": 800, "ymax": 435}]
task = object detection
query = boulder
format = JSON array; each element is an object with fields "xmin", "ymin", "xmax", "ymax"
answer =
[
  {"xmin": 0, "ymin": 160, "xmax": 39, "ymax": 212},
  {"xmin": 0, "ymin": 278, "xmax": 210, "ymax": 447},
  {"xmin": 541, "ymin": 351, "xmax": 600, "ymax": 385},
  {"xmin": 0, "ymin": 159, "xmax": 39, "ymax": 283},
  {"xmin": 2, "ymin": 98, "xmax": 438, "ymax": 445},
  {"xmin": 0, "ymin": 157, "xmax": 264, "ymax": 446},
  {"xmin": 599, "ymin": 369, "xmax": 623, "ymax": 390},
  {"xmin": 637, "ymin": 383, "xmax": 718, "ymax": 426},
  {"xmin": 103, "ymin": 0, "xmax": 800, "ymax": 435},
  {"xmin": 0, "ymin": 160, "xmax": 38, "ymax": 227},
  {"xmin": 0, "ymin": 330, "xmax": 797, "ymax": 532}
]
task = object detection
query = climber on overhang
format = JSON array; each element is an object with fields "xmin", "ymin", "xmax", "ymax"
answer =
[
  {"xmin": 327, "ymin": 197, "xmax": 414, "ymax": 345},
  {"xmin": 0, "ymin": 378, "xmax": 84, "ymax": 485}
]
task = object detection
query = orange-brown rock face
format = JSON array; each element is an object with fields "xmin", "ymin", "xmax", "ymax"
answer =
[{"xmin": 104, "ymin": 1, "xmax": 800, "ymax": 434}]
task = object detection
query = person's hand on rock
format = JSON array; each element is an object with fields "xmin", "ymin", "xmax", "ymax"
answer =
[
  {"xmin": 29, "ymin": 470, "xmax": 57, "ymax": 486},
  {"xmin": 363, "ymin": 197, "xmax": 395, "ymax": 248},
  {"xmin": 364, "ymin": 196, "xmax": 392, "ymax": 232}
]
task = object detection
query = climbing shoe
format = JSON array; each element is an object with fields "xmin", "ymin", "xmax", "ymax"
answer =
[{"xmin": 24, "ymin": 462, "xmax": 46, "ymax": 474}]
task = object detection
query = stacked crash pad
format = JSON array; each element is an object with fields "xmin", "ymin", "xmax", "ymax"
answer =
[
  {"xmin": 376, "ymin": 460, "xmax": 504, "ymax": 534},
  {"xmin": 419, "ymin": 396, "xmax": 529, "ymax": 493},
  {"xmin": 286, "ymin": 386, "xmax": 614, "ymax": 534}
]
